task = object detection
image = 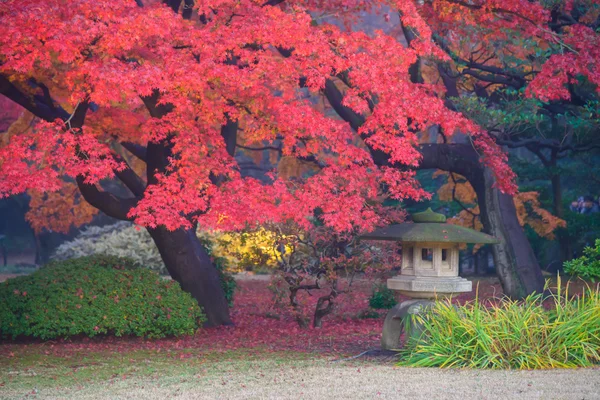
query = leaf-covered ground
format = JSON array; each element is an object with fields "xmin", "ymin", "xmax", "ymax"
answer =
[{"xmin": 0, "ymin": 276, "xmax": 506, "ymax": 360}]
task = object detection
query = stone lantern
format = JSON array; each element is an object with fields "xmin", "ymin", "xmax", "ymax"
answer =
[{"xmin": 360, "ymin": 208, "xmax": 500, "ymax": 349}]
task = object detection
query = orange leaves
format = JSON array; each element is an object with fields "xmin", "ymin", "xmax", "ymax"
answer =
[
  {"xmin": 437, "ymin": 172, "xmax": 564, "ymax": 243},
  {"xmin": 514, "ymin": 192, "xmax": 566, "ymax": 240},
  {"xmin": 436, "ymin": 171, "xmax": 477, "ymax": 204},
  {"xmin": 277, "ymin": 156, "xmax": 318, "ymax": 180},
  {"xmin": 26, "ymin": 183, "xmax": 98, "ymax": 234}
]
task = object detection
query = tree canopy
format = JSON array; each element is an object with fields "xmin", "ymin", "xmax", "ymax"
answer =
[{"xmin": 0, "ymin": 0, "xmax": 547, "ymax": 235}]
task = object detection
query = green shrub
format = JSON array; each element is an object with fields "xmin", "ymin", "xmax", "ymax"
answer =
[
  {"xmin": 0, "ymin": 255, "xmax": 205, "ymax": 339},
  {"xmin": 368, "ymin": 284, "xmax": 397, "ymax": 310},
  {"xmin": 398, "ymin": 281, "xmax": 600, "ymax": 369},
  {"xmin": 564, "ymin": 239, "xmax": 600, "ymax": 282}
]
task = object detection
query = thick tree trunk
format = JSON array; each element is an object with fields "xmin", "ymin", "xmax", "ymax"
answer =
[
  {"xmin": 148, "ymin": 227, "xmax": 233, "ymax": 327},
  {"xmin": 477, "ymin": 169, "xmax": 545, "ymax": 298}
]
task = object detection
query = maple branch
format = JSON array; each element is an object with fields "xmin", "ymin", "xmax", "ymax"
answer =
[
  {"xmin": 398, "ymin": 11, "xmax": 423, "ymax": 84},
  {"xmin": 164, "ymin": 0, "xmax": 182, "ymax": 14},
  {"xmin": 221, "ymin": 114, "xmax": 238, "ymax": 158},
  {"xmin": 461, "ymin": 69, "xmax": 523, "ymax": 88},
  {"xmin": 236, "ymin": 144, "xmax": 282, "ymax": 152},
  {"xmin": 38, "ymin": 83, "xmax": 56, "ymax": 112},
  {"xmin": 262, "ymin": 0, "xmax": 285, "ymax": 6},
  {"xmin": 0, "ymin": 75, "xmax": 68, "ymax": 122},
  {"xmin": 496, "ymin": 137, "xmax": 600, "ymax": 154},
  {"xmin": 141, "ymin": 90, "xmax": 174, "ymax": 118},
  {"xmin": 111, "ymin": 153, "xmax": 146, "ymax": 197},
  {"xmin": 182, "ymin": 0, "xmax": 194, "ymax": 20},
  {"xmin": 140, "ymin": 91, "xmax": 174, "ymax": 184},
  {"xmin": 464, "ymin": 62, "xmax": 527, "ymax": 85},
  {"xmin": 120, "ymin": 141, "xmax": 148, "ymax": 162},
  {"xmin": 76, "ymin": 176, "xmax": 137, "ymax": 221},
  {"xmin": 322, "ymin": 78, "xmax": 392, "ymax": 166},
  {"xmin": 66, "ymin": 100, "xmax": 90, "ymax": 130}
]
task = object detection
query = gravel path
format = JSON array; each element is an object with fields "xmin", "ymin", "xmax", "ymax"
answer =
[{"xmin": 3, "ymin": 361, "xmax": 598, "ymax": 400}]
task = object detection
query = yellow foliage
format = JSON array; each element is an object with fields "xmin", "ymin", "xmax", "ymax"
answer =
[
  {"xmin": 198, "ymin": 228, "xmax": 292, "ymax": 273},
  {"xmin": 447, "ymin": 206, "xmax": 482, "ymax": 251},
  {"xmin": 277, "ymin": 156, "xmax": 320, "ymax": 179},
  {"xmin": 1, "ymin": 110, "xmax": 35, "ymax": 146}
]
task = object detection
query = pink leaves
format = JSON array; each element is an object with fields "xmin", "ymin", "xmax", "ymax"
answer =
[
  {"xmin": 528, "ymin": 25, "xmax": 600, "ymax": 102},
  {"xmin": 0, "ymin": 120, "xmax": 119, "ymax": 198},
  {"xmin": 0, "ymin": 0, "xmax": 523, "ymax": 233}
]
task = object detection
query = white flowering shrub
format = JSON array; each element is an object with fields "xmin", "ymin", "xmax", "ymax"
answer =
[{"xmin": 52, "ymin": 222, "xmax": 166, "ymax": 274}]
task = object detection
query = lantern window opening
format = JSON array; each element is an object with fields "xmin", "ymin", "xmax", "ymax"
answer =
[{"xmin": 421, "ymin": 248, "xmax": 433, "ymax": 262}]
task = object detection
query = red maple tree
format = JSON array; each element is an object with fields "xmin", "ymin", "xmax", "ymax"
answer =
[{"xmin": 1, "ymin": 0, "xmax": 596, "ymax": 325}]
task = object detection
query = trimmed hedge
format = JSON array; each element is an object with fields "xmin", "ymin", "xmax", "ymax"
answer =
[{"xmin": 0, "ymin": 255, "xmax": 205, "ymax": 339}]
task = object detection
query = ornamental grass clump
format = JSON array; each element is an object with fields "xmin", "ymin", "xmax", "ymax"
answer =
[
  {"xmin": 0, "ymin": 255, "xmax": 205, "ymax": 339},
  {"xmin": 398, "ymin": 279, "xmax": 600, "ymax": 369}
]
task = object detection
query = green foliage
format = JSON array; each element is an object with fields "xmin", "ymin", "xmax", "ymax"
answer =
[
  {"xmin": 368, "ymin": 284, "xmax": 397, "ymax": 310},
  {"xmin": 54, "ymin": 223, "xmax": 237, "ymax": 306},
  {"xmin": 564, "ymin": 240, "xmax": 600, "ymax": 282},
  {"xmin": 562, "ymin": 212, "xmax": 600, "ymax": 252},
  {"xmin": 399, "ymin": 281, "xmax": 600, "ymax": 369},
  {"xmin": 0, "ymin": 255, "xmax": 205, "ymax": 339}
]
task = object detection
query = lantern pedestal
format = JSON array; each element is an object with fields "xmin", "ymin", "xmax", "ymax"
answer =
[{"xmin": 387, "ymin": 275, "xmax": 472, "ymax": 299}]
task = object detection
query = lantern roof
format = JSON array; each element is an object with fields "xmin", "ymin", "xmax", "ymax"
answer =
[{"xmin": 360, "ymin": 208, "xmax": 500, "ymax": 244}]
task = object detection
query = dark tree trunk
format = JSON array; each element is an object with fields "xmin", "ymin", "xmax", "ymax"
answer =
[
  {"xmin": 551, "ymin": 172, "xmax": 572, "ymax": 263},
  {"xmin": 477, "ymin": 169, "xmax": 545, "ymax": 297},
  {"xmin": 148, "ymin": 226, "xmax": 233, "ymax": 327},
  {"xmin": 551, "ymin": 173, "xmax": 564, "ymax": 219}
]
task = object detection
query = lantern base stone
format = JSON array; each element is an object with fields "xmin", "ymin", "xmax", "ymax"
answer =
[
  {"xmin": 381, "ymin": 300, "xmax": 435, "ymax": 350},
  {"xmin": 387, "ymin": 275, "xmax": 472, "ymax": 299}
]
